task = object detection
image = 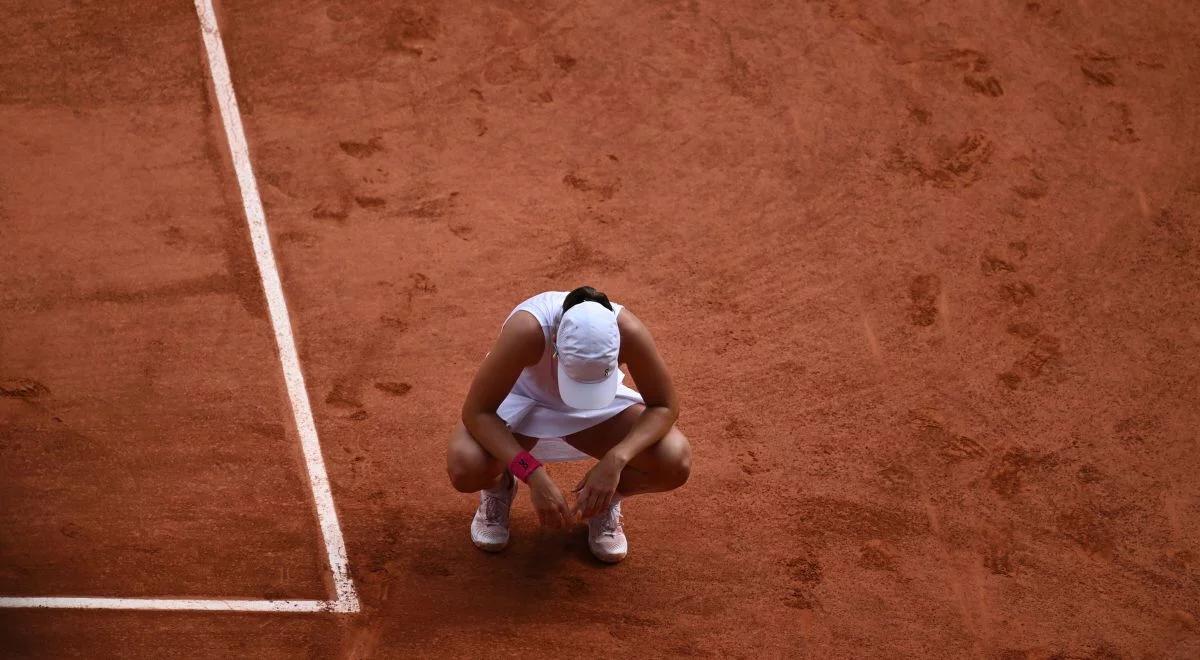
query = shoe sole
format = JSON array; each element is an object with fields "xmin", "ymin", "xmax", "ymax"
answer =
[
  {"xmin": 472, "ymin": 533, "xmax": 509, "ymax": 553},
  {"xmin": 589, "ymin": 547, "xmax": 627, "ymax": 563}
]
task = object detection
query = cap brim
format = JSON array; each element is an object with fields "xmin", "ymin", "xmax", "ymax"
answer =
[{"xmin": 557, "ymin": 361, "xmax": 621, "ymax": 410}]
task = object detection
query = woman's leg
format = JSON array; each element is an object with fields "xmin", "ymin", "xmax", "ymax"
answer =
[
  {"xmin": 446, "ymin": 421, "xmax": 537, "ymax": 493},
  {"xmin": 564, "ymin": 404, "xmax": 692, "ymax": 497}
]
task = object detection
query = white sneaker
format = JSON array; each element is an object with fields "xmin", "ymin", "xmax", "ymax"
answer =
[
  {"xmin": 471, "ymin": 472, "xmax": 517, "ymax": 552},
  {"xmin": 587, "ymin": 500, "xmax": 627, "ymax": 563}
]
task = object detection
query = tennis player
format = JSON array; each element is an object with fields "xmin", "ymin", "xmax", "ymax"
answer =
[{"xmin": 446, "ymin": 286, "xmax": 690, "ymax": 563}]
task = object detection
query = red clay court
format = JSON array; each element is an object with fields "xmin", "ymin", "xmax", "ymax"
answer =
[{"xmin": 1, "ymin": 0, "xmax": 1198, "ymax": 657}]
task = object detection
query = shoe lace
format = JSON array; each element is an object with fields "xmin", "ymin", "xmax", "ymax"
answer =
[
  {"xmin": 483, "ymin": 495, "xmax": 508, "ymax": 524},
  {"xmin": 597, "ymin": 503, "xmax": 623, "ymax": 537},
  {"xmin": 482, "ymin": 481, "xmax": 512, "ymax": 525}
]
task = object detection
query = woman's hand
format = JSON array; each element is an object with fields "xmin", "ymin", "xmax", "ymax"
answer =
[
  {"xmin": 528, "ymin": 468, "xmax": 573, "ymax": 528},
  {"xmin": 573, "ymin": 454, "xmax": 625, "ymax": 519}
]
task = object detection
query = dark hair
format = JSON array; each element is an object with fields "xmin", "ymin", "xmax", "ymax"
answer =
[{"xmin": 563, "ymin": 285, "xmax": 613, "ymax": 312}]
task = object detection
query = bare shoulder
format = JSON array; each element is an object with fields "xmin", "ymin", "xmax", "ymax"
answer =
[
  {"xmin": 498, "ymin": 310, "xmax": 547, "ymax": 365},
  {"xmin": 617, "ymin": 307, "xmax": 644, "ymax": 332},
  {"xmin": 617, "ymin": 308, "xmax": 655, "ymax": 349}
]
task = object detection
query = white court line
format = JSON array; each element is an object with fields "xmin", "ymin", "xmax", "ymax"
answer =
[
  {"xmin": 0, "ymin": 597, "xmax": 352, "ymax": 613},
  {"xmin": 190, "ymin": 0, "xmax": 359, "ymax": 613},
  {"xmin": 0, "ymin": 0, "xmax": 360, "ymax": 614}
]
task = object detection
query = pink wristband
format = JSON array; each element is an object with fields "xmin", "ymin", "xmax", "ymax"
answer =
[{"xmin": 509, "ymin": 451, "xmax": 542, "ymax": 483}]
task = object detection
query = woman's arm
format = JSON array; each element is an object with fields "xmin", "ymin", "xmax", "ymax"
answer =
[
  {"xmin": 461, "ymin": 311, "xmax": 574, "ymax": 527},
  {"xmin": 607, "ymin": 309, "xmax": 680, "ymax": 466},
  {"xmin": 572, "ymin": 309, "xmax": 680, "ymax": 518},
  {"xmin": 460, "ymin": 311, "xmax": 545, "ymax": 467}
]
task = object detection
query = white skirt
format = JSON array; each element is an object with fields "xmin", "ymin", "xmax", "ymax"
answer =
[{"xmin": 498, "ymin": 385, "xmax": 643, "ymax": 463}]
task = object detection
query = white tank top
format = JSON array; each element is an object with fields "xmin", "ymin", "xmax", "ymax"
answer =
[
  {"xmin": 505, "ymin": 291, "xmax": 627, "ymax": 407},
  {"xmin": 498, "ymin": 291, "xmax": 642, "ymax": 439}
]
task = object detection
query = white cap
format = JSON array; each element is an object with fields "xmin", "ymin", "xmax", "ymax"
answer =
[{"xmin": 555, "ymin": 301, "xmax": 621, "ymax": 410}]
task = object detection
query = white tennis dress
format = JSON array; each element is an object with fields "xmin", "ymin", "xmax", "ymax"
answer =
[{"xmin": 497, "ymin": 291, "xmax": 644, "ymax": 463}]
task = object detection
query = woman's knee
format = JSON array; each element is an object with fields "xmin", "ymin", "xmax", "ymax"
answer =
[
  {"xmin": 656, "ymin": 429, "xmax": 692, "ymax": 490},
  {"xmin": 446, "ymin": 425, "xmax": 492, "ymax": 492},
  {"xmin": 446, "ymin": 457, "xmax": 480, "ymax": 493}
]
